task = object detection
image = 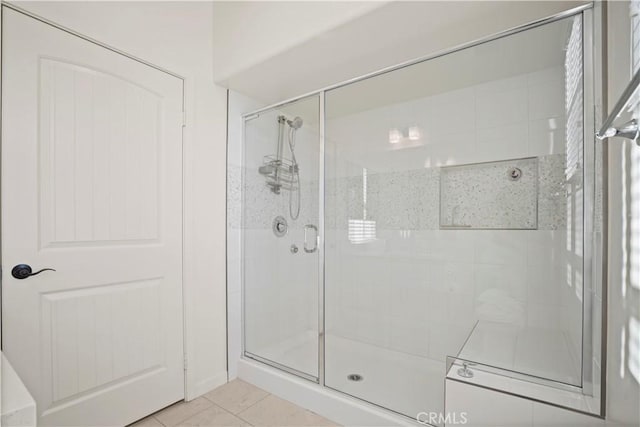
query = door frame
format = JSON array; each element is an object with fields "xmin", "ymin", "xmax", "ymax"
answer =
[{"xmin": 0, "ymin": 1, "xmax": 197, "ymax": 404}]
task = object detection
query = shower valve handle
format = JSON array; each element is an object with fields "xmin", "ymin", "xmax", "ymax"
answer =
[{"xmin": 304, "ymin": 224, "xmax": 318, "ymax": 253}]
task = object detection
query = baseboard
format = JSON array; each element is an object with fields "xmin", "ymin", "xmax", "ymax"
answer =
[{"xmin": 188, "ymin": 370, "xmax": 228, "ymax": 401}]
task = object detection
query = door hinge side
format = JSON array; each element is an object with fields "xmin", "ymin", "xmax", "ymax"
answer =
[
  {"xmin": 184, "ymin": 355, "xmax": 188, "ymax": 371},
  {"xmin": 182, "ymin": 111, "xmax": 187, "ymax": 127}
]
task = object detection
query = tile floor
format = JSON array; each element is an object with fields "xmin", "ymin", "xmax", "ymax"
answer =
[{"xmin": 129, "ymin": 380, "xmax": 339, "ymax": 427}]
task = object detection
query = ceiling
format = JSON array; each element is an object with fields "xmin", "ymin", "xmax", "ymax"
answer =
[{"xmin": 216, "ymin": 1, "xmax": 589, "ymax": 107}]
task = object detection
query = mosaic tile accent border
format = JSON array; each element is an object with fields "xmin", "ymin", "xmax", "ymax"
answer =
[{"xmin": 229, "ymin": 154, "xmax": 568, "ymax": 231}]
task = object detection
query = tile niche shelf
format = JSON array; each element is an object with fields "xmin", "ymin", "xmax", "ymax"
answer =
[{"xmin": 439, "ymin": 157, "xmax": 539, "ymax": 230}]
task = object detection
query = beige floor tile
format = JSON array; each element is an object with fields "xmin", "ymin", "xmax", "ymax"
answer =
[
  {"xmin": 204, "ymin": 379, "xmax": 269, "ymax": 414},
  {"xmin": 178, "ymin": 404, "xmax": 251, "ymax": 427},
  {"xmin": 282, "ymin": 409, "xmax": 338, "ymax": 427},
  {"xmin": 129, "ymin": 415, "xmax": 164, "ymax": 427},
  {"xmin": 155, "ymin": 398, "xmax": 213, "ymax": 427},
  {"xmin": 237, "ymin": 395, "xmax": 338, "ymax": 426}
]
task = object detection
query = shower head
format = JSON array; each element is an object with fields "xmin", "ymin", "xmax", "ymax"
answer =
[{"xmin": 287, "ymin": 116, "xmax": 303, "ymax": 130}]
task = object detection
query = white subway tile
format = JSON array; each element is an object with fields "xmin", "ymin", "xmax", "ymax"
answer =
[
  {"xmin": 528, "ymin": 79, "xmax": 565, "ymax": 121},
  {"xmin": 477, "ymin": 87, "xmax": 528, "ymax": 129}
]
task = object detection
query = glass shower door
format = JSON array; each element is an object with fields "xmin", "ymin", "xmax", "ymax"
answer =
[
  {"xmin": 323, "ymin": 13, "xmax": 585, "ymax": 421},
  {"xmin": 242, "ymin": 95, "xmax": 321, "ymax": 380}
]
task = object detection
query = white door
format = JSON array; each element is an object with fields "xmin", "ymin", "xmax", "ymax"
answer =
[{"xmin": 1, "ymin": 8, "xmax": 185, "ymax": 426}]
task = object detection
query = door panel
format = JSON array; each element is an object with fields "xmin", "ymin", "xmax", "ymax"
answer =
[
  {"xmin": 242, "ymin": 95, "xmax": 321, "ymax": 380},
  {"xmin": 39, "ymin": 58, "xmax": 162, "ymax": 247},
  {"xmin": 2, "ymin": 8, "xmax": 184, "ymax": 426}
]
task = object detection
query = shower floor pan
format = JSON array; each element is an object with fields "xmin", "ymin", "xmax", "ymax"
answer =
[{"xmin": 251, "ymin": 332, "xmax": 446, "ymax": 420}]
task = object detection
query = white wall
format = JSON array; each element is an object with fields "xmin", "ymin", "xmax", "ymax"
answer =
[
  {"xmin": 212, "ymin": 1, "xmax": 387, "ymax": 83},
  {"xmin": 9, "ymin": 1, "xmax": 229, "ymax": 399}
]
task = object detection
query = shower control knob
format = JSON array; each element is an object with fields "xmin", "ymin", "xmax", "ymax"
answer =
[
  {"xmin": 508, "ymin": 167, "xmax": 522, "ymax": 181},
  {"xmin": 273, "ymin": 216, "xmax": 288, "ymax": 237},
  {"xmin": 290, "ymin": 244, "xmax": 299, "ymax": 254}
]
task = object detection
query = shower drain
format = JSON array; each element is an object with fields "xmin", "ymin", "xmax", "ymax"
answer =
[{"xmin": 347, "ymin": 374, "xmax": 363, "ymax": 382}]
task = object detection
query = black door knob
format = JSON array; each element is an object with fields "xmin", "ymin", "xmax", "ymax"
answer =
[{"xmin": 11, "ymin": 264, "xmax": 56, "ymax": 280}]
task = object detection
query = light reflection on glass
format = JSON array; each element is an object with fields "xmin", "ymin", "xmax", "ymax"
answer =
[
  {"xmin": 408, "ymin": 126, "xmax": 421, "ymax": 141},
  {"xmin": 629, "ymin": 316, "xmax": 640, "ymax": 384},
  {"xmin": 621, "ymin": 326, "xmax": 627, "ymax": 379},
  {"xmin": 389, "ymin": 128, "xmax": 402, "ymax": 144}
]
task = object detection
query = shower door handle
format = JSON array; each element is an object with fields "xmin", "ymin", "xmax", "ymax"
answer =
[{"xmin": 304, "ymin": 224, "xmax": 318, "ymax": 253}]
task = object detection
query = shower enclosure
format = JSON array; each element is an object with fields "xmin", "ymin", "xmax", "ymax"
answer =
[{"xmin": 232, "ymin": 5, "xmax": 603, "ymax": 424}]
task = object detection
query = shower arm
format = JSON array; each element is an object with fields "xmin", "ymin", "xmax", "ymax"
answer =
[{"xmin": 597, "ymin": 68, "xmax": 640, "ymax": 144}]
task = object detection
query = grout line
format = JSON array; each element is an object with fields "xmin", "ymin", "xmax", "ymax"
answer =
[
  {"xmin": 177, "ymin": 401, "xmax": 216, "ymax": 427},
  {"xmin": 234, "ymin": 413, "xmax": 255, "ymax": 426},
  {"xmin": 200, "ymin": 394, "xmax": 215, "ymax": 404},
  {"xmin": 209, "ymin": 402, "xmax": 256, "ymax": 427},
  {"xmin": 196, "ymin": 382, "xmax": 270, "ymax": 424},
  {"xmin": 151, "ymin": 415, "xmax": 167, "ymax": 427},
  {"xmin": 154, "ymin": 399, "xmax": 214, "ymax": 427},
  {"xmin": 234, "ymin": 409, "xmax": 255, "ymax": 425},
  {"xmin": 193, "ymin": 383, "xmax": 336, "ymax": 426},
  {"xmin": 235, "ymin": 392, "xmax": 272, "ymax": 418}
]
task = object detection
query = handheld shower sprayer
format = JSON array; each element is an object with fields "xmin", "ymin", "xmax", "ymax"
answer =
[
  {"xmin": 286, "ymin": 117, "xmax": 303, "ymax": 220},
  {"xmin": 262, "ymin": 115, "xmax": 304, "ymax": 221},
  {"xmin": 287, "ymin": 116, "xmax": 303, "ymax": 130}
]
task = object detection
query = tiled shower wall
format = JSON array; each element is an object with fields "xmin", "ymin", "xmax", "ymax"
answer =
[{"xmin": 324, "ymin": 65, "xmax": 584, "ymax": 385}]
